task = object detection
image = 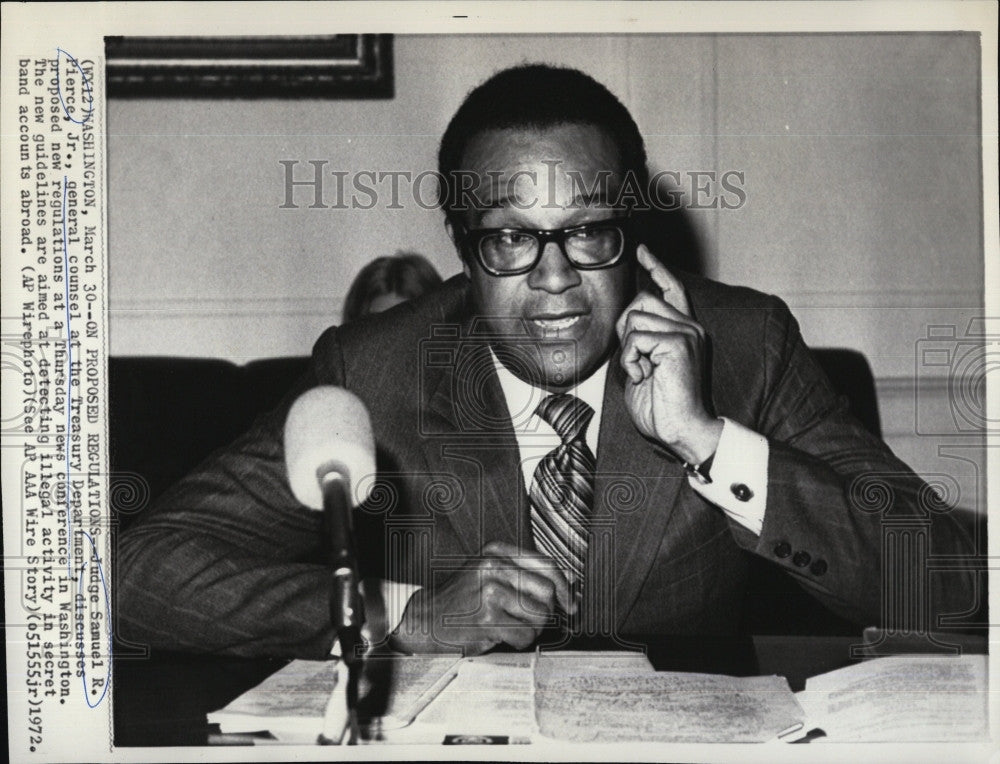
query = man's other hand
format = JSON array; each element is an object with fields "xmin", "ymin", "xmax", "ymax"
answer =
[
  {"xmin": 389, "ymin": 541, "xmax": 574, "ymax": 655},
  {"xmin": 616, "ymin": 244, "xmax": 723, "ymax": 465}
]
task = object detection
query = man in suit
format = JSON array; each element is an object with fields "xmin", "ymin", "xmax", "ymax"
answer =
[{"xmin": 116, "ymin": 64, "xmax": 978, "ymax": 659}]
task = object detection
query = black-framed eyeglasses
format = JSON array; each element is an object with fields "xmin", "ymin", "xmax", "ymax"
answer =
[{"xmin": 457, "ymin": 216, "xmax": 633, "ymax": 277}]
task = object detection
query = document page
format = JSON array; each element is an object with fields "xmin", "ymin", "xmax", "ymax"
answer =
[
  {"xmin": 535, "ymin": 649, "xmax": 655, "ymax": 679},
  {"xmin": 208, "ymin": 660, "xmax": 343, "ymax": 740},
  {"xmin": 797, "ymin": 654, "xmax": 989, "ymax": 742},
  {"xmin": 414, "ymin": 653, "xmax": 537, "ymax": 738},
  {"xmin": 358, "ymin": 653, "xmax": 463, "ymax": 728},
  {"xmin": 534, "ymin": 665, "xmax": 804, "ymax": 743}
]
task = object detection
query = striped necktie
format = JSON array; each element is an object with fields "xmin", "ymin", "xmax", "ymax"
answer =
[{"xmin": 528, "ymin": 393, "xmax": 596, "ymax": 594}]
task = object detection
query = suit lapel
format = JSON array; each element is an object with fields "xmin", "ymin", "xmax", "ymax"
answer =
[
  {"xmin": 589, "ymin": 353, "xmax": 687, "ymax": 630},
  {"xmin": 421, "ymin": 334, "xmax": 524, "ymax": 555}
]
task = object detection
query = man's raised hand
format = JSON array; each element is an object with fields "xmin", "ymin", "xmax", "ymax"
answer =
[{"xmin": 616, "ymin": 245, "xmax": 723, "ymax": 464}]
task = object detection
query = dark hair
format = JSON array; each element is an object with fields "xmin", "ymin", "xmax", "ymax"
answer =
[
  {"xmin": 342, "ymin": 252, "xmax": 443, "ymax": 322},
  {"xmin": 437, "ymin": 63, "xmax": 648, "ymax": 228}
]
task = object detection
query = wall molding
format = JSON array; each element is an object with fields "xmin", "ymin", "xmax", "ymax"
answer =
[
  {"xmin": 874, "ymin": 375, "xmax": 986, "ymax": 441},
  {"xmin": 110, "ymin": 296, "xmax": 345, "ymax": 321},
  {"xmin": 875, "ymin": 375, "xmax": 925, "ymax": 396},
  {"xmin": 110, "ymin": 289, "xmax": 985, "ymax": 317},
  {"xmin": 111, "ymin": 287, "xmax": 985, "ymax": 317},
  {"xmin": 773, "ymin": 288, "xmax": 983, "ymax": 310}
]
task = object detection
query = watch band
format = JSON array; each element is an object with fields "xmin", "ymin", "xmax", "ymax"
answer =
[{"xmin": 682, "ymin": 451, "xmax": 715, "ymax": 485}]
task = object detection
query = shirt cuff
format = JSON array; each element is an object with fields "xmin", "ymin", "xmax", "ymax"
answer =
[
  {"xmin": 329, "ymin": 580, "xmax": 422, "ymax": 657},
  {"xmin": 687, "ymin": 416, "xmax": 768, "ymax": 536},
  {"xmin": 382, "ymin": 580, "xmax": 422, "ymax": 634}
]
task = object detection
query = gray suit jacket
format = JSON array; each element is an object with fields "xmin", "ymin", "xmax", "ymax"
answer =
[{"xmin": 116, "ymin": 273, "xmax": 978, "ymax": 657}]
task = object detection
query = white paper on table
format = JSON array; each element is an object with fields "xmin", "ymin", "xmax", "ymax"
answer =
[
  {"xmin": 357, "ymin": 653, "xmax": 464, "ymax": 729},
  {"xmin": 208, "ymin": 659, "xmax": 346, "ymax": 743},
  {"xmin": 795, "ymin": 653, "xmax": 989, "ymax": 742},
  {"xmin": 534, "ymin": 648, "xmax": 656, "ymax": 680},
  {"xmin": 414, "ymin": 654, "xmax": 538, "ymax": 738},
  {"xmin": 534, "ymin": 668, "xmax": 805, "ymax": 743}
]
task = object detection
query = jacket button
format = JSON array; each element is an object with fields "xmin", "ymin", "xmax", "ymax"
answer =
[
  {"xmin": 810, "ymin": 559, "xmax": 828, "ymax": 576},
  {"xmin": 731, "ymin": 483, "xmax": 753, "ymax": 502},
  {"xmin": 793, "ymin": 551, "xmax": 812, "ymax": 567},
  {"xmin": 773, "ymin": 541, "xmax": 792, "ymax": 558}
]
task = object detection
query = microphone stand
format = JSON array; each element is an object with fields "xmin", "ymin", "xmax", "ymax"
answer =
[{"xmin": 321, "ymin": 470, "xmax": 366, "ymax": 745}]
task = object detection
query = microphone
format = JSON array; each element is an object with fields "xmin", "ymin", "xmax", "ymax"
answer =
[{"xmin": 284, "ymin": 386, "xmax": 376, "ymax": 664}]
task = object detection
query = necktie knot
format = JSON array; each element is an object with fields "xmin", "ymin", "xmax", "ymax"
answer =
[{"xmin": 536, "ymin": 394, "xmax": 594, "ymax": 446}]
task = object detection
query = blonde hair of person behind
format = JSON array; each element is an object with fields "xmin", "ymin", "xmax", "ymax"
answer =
[{"xmin": 342, "ymin": 252, "xmax": 443, "ymax": 323}]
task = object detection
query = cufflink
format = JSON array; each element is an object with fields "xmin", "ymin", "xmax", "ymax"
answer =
[{"xmin": 730, "ymin": 483, "xmax": 753, "ymax": 501}]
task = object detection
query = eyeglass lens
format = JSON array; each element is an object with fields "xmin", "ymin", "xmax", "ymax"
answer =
[{"xmin": 479, "ymin": 223, "xmax": 624, "ymax": 273}]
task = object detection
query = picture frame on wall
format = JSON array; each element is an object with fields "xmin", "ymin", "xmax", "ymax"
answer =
[{"xmin": 105, "ymin": 33, "xmax": 393, "ymax": 98}]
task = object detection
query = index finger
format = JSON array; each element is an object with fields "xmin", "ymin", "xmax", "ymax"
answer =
[{"xmin": 637, "ymin": 244, "xmax": 691, "ymax": 317}]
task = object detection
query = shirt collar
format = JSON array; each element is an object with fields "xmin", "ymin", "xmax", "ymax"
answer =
[{"xmin": 490, "ymin": 347, "xmax": 608, "ymax": 432}]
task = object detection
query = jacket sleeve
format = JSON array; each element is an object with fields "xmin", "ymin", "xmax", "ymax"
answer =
[
  {"xmin": 114, "ymin": 328, "xmax": 361, "ymax": 659},
  {"xmin": 725, "ymin": 296, "xmax": 980, "ymax": 629}
]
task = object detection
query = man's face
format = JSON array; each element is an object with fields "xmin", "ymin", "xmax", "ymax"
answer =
[{"xmin": 454, "ymin": 124, "xmax": 635, "ymax": 390}]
